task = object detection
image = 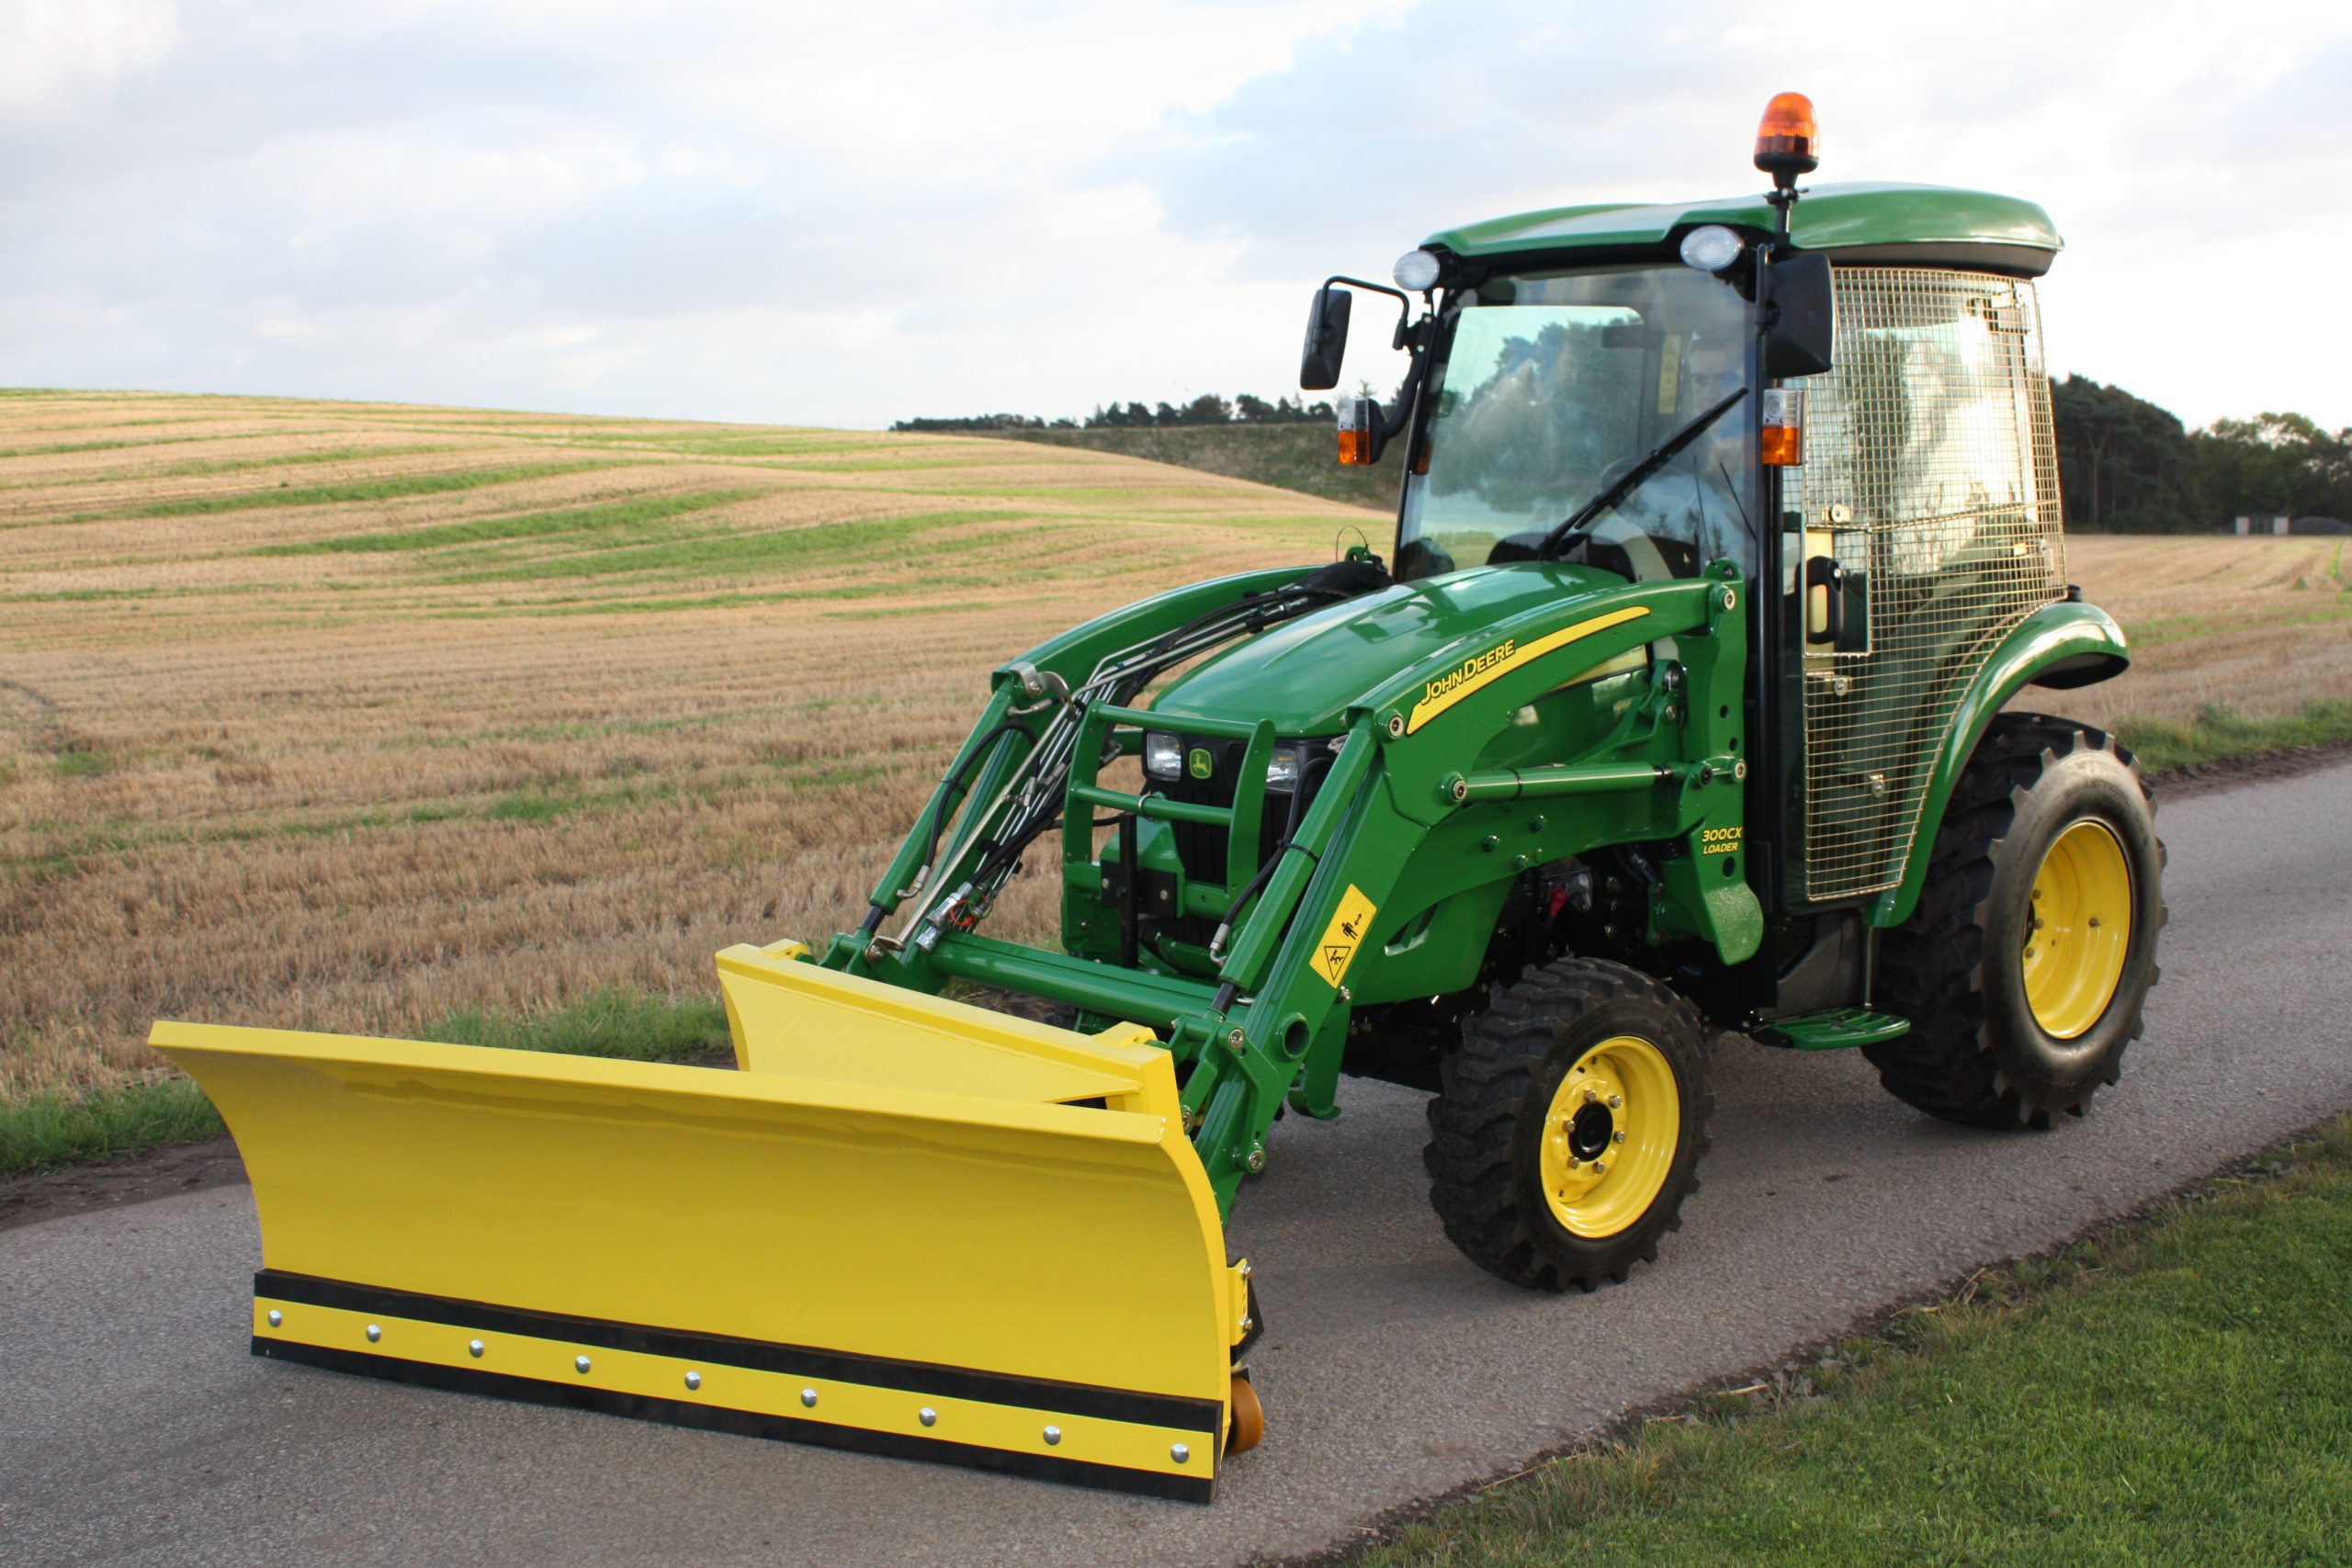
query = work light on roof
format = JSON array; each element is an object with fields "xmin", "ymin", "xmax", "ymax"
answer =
[
  {"xmin": 1392, "ymin": 249, "xmax": 1442, "ymax": 292},
  {"xmin": 1679, "ymin": 225, "xmax": 1743, "ymax": 273}
]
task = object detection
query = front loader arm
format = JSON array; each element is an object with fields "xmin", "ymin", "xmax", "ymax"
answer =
[
  {"xmin": 858, "ymin": 563, "xmax": 1755, "ymax": 1216},
  {"xmin": 835, "ymin": 565, "xmax": 1328, "ymax": 971}
]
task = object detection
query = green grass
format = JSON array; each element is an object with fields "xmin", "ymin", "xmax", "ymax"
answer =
[
  {"xmin": 426, "ymin": 987, "xmax": 731, "ymax": 1063},
  {"xmin": 430, "ymin": 508, "xmax": 1010, "ymax": 584},
  {"xmin": 0, "ymin": 1079, "xmax": 225, "ymax": 1174},
  {"xmin": 0, "ymin": 990, "xmax": 732, "ymax": 1175},
  {"xmin": 481, "ymin": 778, "xmax": 678, "ymax": 821},
  {"xmin": 254, "ymin": 488, "xmax": 758, "ymax": 556},
  {"xmin": 0, "ymin": 427, "xmax": 338, "ymax": 460},
  {"xmin": 100, "ymin": 443, "xmax": 458, "ymax": 483},
  {"xmin": 35, "ymin": 460, "xmax": 617, "ymax": 525},
  {"xmin": 2129, "ymin": 603, "xmax": 2352, "ymax": 647},
  {"xmin": 1353, "ymin": 1117, "xmax": 2352, "ymax": 1568},
  {"xmin": 2120, "ymin": 698, "xmax": 2352, "ymax": 773},
  {"xmin": 5, "ymin": 775, "xmax": 701, "ymax": 877},
  {"xmin": 547, "ymin": 430, "xmax": 886, "ymax": 458}
]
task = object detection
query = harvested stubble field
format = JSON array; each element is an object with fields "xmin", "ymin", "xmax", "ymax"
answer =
[
  {"xmin": 0, "ymin": 389, "xmax": 1362, "ymax": 1101},
  {"xmin": 2, "ymin": 389, "xmax": 2346, "ymax": 1106}
]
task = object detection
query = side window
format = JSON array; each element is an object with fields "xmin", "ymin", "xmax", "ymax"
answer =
[{"xmin": 1791, "ymin": 268, "xmax": 2067, "ymax": 904}]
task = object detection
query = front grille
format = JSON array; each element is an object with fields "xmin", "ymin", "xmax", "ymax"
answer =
[
  {"xmin": 1790, "ymin": 268, "xmax": 2065, "ymax": 902},
  {"xmin": 1160, "ymin": 735, "xmax": 1296, "ymax": 893}
]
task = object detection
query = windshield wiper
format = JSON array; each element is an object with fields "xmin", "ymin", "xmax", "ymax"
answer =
[{"xmin": 1534, "ymin": 389, "xmax": 1747, "ymax": 559}]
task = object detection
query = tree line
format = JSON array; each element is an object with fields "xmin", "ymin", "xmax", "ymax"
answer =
[
  {"xmin": 891, "ymin": 392, "xmax": 1336, "ymax": 434},
  {"xmin": 2051, "ymin": 377, "xmax": 2351, "ymax": 532},
  {"xmin": 895, "ymin": 378, "xmax": 2352, "ymax": 531}
]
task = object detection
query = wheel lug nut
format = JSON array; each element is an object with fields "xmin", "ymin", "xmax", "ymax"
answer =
[
  {"xmin": 1583, "ymin": 1089, "xmax": 1599, "ymax": 1104},
  {"xmin": 1608, "ymin": 1094, "xmax": 1623, "ymax": 1109},
  {"xmin": 1591, "ymin": 1161, "xmax": 1606, "ymax": 1175},
  {"xmin": 1612, "ymin": 1129, "xmax": 1626, "ymax": 1144}
]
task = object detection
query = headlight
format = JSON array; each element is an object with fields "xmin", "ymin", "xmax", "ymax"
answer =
[
  {"xmin": 1265, "ymin": 741, "xmax": 1307, "ymax": 793},
  {"xmin": 1143, "ymin": 731, "xmax": 1183, "ymax": 782}
]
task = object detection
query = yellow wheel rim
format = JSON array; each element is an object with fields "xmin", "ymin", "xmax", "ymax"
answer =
[
  {"xmin": 1537, "ymin": 1034, "xmax": 1679, "ymax": 1238},
  {"xmin": 2021, "ymin": 818, "xmax": 2133, "ymax": 1040}
]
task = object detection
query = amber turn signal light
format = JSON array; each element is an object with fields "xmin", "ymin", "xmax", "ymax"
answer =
[
  {"xmin": 1760, "ymin": 388, "xmax": 1805, "ymax": 467},
  {"xmin": 1336, "ymin": 398, "xmax": 1376, "ymax": 465},
  {"xmin": 1754, "ymin": 91, "xmax": 1819, "ymax": 182}
]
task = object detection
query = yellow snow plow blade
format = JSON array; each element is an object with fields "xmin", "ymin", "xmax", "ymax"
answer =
[{"xmin": 150, "ymin": 943, "xmax": 1249, "ymax": 1500}]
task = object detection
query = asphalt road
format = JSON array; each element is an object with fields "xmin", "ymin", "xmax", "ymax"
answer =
[{"xmin": 6, "ymin": 758, "xmax": 2349, "ymax": 1568}]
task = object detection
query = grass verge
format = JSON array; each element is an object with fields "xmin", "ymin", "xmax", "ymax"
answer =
[
  {"xmin": 2119, "ymin": 697, "xmax": 2352, "ymax": 773},
  {"xmin": 0, "ymin": 989, "xmax": 730, "ymax": 1175},
  {"xmin": 1345, "ymin": 1116, "xmax": 2352, "ymax": 1568},
  {"xmin": 0, "ymin": 1079, "xmax": 224, "ymax": 1174}
]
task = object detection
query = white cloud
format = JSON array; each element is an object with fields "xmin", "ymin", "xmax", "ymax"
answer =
[{"xmin": 0, "ymin": 0, "xmax": 180, "ymax": 121}]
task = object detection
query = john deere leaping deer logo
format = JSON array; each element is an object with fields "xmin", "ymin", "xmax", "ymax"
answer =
[
  {"xmin": 1187, "ymin": 747, "xmax": 1214, "ymax": 781},
  {"xmin": 1314, "ymin": 886, "xmax": 1379, "ymax": 987}
]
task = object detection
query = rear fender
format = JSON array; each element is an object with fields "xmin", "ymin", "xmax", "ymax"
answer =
[{"xmin": 1867, "ymin": 600, "xmax": 2130, "ymax": 929}]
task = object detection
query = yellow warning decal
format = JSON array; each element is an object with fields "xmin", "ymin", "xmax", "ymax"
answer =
[
  {"xmin": 1313, "ymin": 885, "xmax": 1378, "ymax": 989},
  {"xmin": 1406, "ymin": 607, "xmax": 1651, "ymax": 734}
]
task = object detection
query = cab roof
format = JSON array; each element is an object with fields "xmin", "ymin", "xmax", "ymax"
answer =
[{"xmin": 1425, "ymin": 182, "xmax": 2062, "ymax": 276}]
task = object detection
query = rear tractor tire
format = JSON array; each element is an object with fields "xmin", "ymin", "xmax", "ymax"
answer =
[
  {"xmin": 1424, "ymin": 958, "xmax": 1712, "ymax": 1291},
  {"xmin": 1869, "ymin": 714, "xmax": 2165, "ymax": 1128}
]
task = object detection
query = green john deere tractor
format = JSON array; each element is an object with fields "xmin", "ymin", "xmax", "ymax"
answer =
[{"xmin": 156, "ymin": 95, "xmax": 2163, "ymax": 1499}]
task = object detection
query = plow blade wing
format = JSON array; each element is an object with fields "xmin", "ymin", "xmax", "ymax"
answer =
[{"xmin": 151, "ymin": 945, "xmax": 1245, "ymax": 1499}]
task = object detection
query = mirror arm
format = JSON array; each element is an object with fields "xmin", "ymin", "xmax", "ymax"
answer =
[
  {"xmin": 1374, "ymin": 342, "xmax": 1431, "ymax": 449},
  {"xmin": 1321, "ymin": 275, "xmax": 1415, "ymax": 347}
]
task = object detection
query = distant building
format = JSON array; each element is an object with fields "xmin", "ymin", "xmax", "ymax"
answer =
[{"xmin": 2227, "ymin": 514, "xmax": 2351, "ymax": 536}]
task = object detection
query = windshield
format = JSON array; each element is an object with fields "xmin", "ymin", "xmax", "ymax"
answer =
[{"xmin": 1396, "ymin": 264, "xmax": 1757, "ymax": 583}]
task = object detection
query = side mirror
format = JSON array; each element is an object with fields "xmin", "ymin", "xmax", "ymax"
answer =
[
  {"xmin": 1762, "ymin": 253, "xmax": 1835, "ymax": 378},
  {"xmin": 1300, "ymin": 285, "xmax": 1352, "ymax": 390}
]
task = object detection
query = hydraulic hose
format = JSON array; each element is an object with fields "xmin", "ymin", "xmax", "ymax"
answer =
[{"xmin": 1207, "ymin": 751, "xmax": 1334, "ymax": 964}]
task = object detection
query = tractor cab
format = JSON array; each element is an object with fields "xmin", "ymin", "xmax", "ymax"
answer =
[{"xmin": 1301, "ymin": 96, "xmax": 2109, "ymax": 964}]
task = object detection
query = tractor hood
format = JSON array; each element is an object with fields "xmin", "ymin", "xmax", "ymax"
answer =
[{"xmin": 1148, "ymin": 561, "xmax": 1632, "ymax": 734}]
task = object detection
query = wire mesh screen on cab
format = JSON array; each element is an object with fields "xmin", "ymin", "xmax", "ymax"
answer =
[{"xmin": 1790, "ymin": 267, "xmax": 2066, "ymax": 903}]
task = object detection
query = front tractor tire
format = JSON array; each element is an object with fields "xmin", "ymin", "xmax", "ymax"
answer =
[
  {"xmin": 1870, "ymin": 714, "xmax": 2166, "ymax": 1129},
  {"xmin": 1424, "ymin": 959, "xmax": 1712, "ymax": 1292}
]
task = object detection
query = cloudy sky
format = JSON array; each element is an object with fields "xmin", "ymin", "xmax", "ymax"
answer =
[{"xmin": 5, "ymin": 0, "xmax": 2346, "ymax": 433}]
